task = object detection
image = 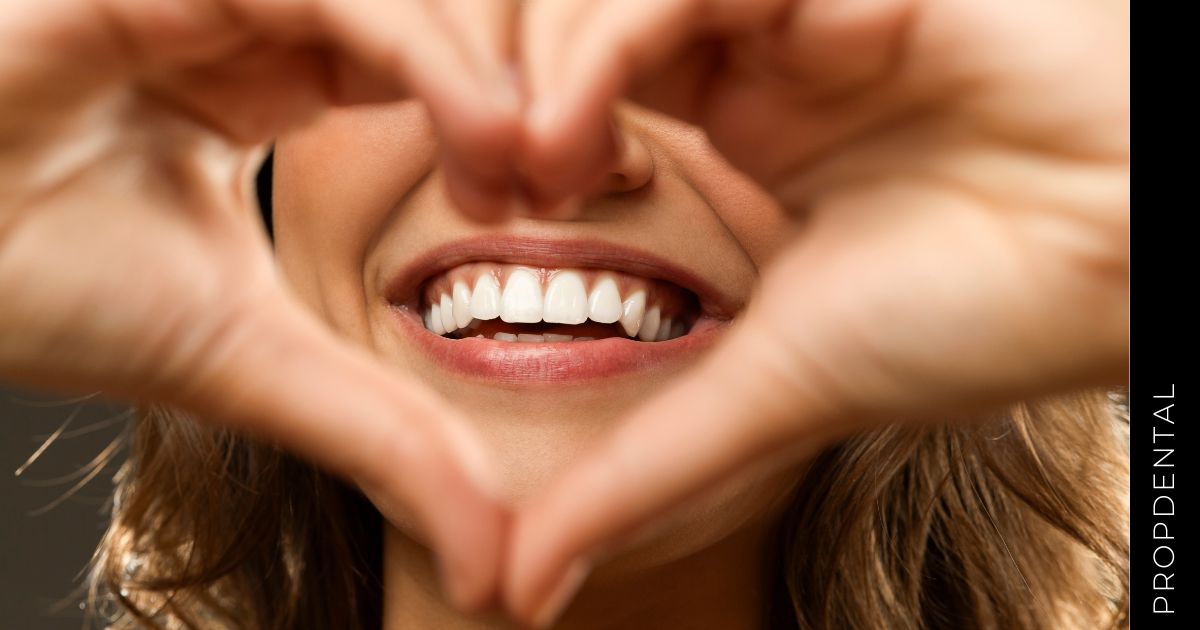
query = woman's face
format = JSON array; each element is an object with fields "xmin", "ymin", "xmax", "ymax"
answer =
[{"xmin": 273, "ymin": 101, "xmax": 797, "ymax": 571}]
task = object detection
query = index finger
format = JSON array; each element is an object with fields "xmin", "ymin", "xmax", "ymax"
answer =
[{"xmin": 519, "ymin": 0, "xmax": 786, "ymax": 204}]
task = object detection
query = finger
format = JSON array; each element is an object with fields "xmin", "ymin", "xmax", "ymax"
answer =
[
  {"xmin": 423, "ymin": 0, "xmax": 525, "ymax": 222},
  {"xmin": 520, "ymin": 0, "xmax": 785, "ymax": 205},
  {"xmin": 755, "ymin": 0, "xmax": 917, "ymax": 98},
  {"xmin": 137, "ymin": 44, "xmax": 336, "ymax": 143},
  {"xmin": 102, "ymin": 0, "xmax": 521, "ymax": 217},
  {"xmin": 515, "ymin": 0, "xmax": 605, "ymax": 214},
  {"xmin": 504, "ymin": 312, "xmax": 847, "ymax": 626},
  {"xmin": 426, "ymin": 0, "xmax": 517, "ymax": 79},
  {"xmin": 173, "ymin": 292, "xmax": 506, "ymax": 611},
  {"xmin": 96, "ymin": 0, "xmax": 470, "ymax": 102}
]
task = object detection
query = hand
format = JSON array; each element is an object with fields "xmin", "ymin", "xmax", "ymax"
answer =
[
  {"xmin": 0, "ymin": 0, "xmax": 521, "ymax": 608},
  {"xmin": 509, "ymin": 0, "xmax": 1129, "ymax": 623}
]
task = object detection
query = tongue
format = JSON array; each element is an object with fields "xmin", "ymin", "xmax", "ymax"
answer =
[{"xmin": 468, "ymin": 320, "xmax": 628, "ymax": 340}]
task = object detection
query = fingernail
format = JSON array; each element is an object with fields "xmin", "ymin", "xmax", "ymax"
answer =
[{"xmin": 532, "ymin": 558, "xmax": 591, "ymax": 629}]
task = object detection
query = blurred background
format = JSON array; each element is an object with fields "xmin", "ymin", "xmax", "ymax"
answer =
[{"xmin": 1, "ymin": 385, "xmax": 129, "ymax": 629}]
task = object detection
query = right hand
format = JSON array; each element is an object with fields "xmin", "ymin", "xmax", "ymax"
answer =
[
  {"xmin": 507, "ymin": 0, "xmax": 1128, "ymax": 622},
  {"xmin": 0, "ymin": 0, "xmax": 518, "ymax": 608}
]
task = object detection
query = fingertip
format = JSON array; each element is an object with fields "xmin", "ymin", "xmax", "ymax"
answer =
[
  {"xmin": 429, "ymin": 460, "xmax": 510, "ymax": 614},
  {"xmin": 504, "ymin": 517, "xmax": 592, "ymax": 628},
  {"xmin": 519, "ymin": 102, "xmax": 619, "ymax": 207},
  {"xmin": 530, "ymin": 558, "xmax": 591, "ymax": 628},
  {"xmin": 520, "ymin": 188, "xmax": 584, "ymax": 221},
  {"xmin": 502, "ymin": 511, "xmax": 541, "ymax": 622},
  {"xmin": 501, "ymin": 501, "xmax": 567, "ymax": 626},
  {"xmin": 442, "ymin": 154, "xmax": 519, "ymax": 223},
  {"xmin": 428, "ymin": 82, "xmax": 524, "ymax": 224},
  {"xmin": 438, "ymin": 504, "xmax": 510, "ymax": 613}
]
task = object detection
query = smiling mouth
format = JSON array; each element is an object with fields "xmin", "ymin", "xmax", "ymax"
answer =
[
  {"xmin": 419, "ymin": 262, "xmax": 700, "ymax": 343},
  {"xmin": 384, "ymin": 237, "xmax": 734, "ymax": 382}
]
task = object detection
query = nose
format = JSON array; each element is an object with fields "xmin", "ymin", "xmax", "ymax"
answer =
[
  {"xmin": 592, "ymin": 120, "xmax": 655, "ymax": 196},
  {"xmin": 520, "ymin": 111, "xmax": 657, "ymax": 218}
]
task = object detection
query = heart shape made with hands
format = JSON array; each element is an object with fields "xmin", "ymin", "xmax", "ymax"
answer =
[{"xmin": 0, "ymin": 0, "xmax": 1127, "ymax": 627}]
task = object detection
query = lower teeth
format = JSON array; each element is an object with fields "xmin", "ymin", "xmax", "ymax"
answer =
[{"xmin": 485, "ymin": 333, "xmax": 596, "ymax": 342}]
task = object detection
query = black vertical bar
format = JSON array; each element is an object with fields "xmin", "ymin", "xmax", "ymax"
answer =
[{"xmin": 1129, "ymin": 20, "xmax": 1188, "ymax": 623}]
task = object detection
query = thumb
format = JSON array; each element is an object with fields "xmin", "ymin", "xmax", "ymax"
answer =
[
  {"xmin": 170, "ymin": 291, "xmax": 505, "ymax": 611},
  {"xmin": 505, "ymin": 307, "xmax": 848, "ymax": 626}
]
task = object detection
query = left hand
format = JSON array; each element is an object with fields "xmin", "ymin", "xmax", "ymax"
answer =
[
  {"xmin": 0, "ymin": 0, "xmax": 520, "ymax": 608},
  {"xmin": 505, "ymin": 0, "xmax": 1129, "ymax": 624}
]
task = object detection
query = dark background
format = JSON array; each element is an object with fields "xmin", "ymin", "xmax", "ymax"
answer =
[{"xmin": 1, "ymin": 385, "xmax": 129, "ymax": 629}]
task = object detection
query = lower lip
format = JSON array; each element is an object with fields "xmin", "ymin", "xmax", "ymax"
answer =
[{"xmin": 391, "ymin": 307, "xmax": 728, "ymax": 384}]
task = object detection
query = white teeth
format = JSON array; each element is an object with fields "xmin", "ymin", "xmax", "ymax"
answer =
[
  {"xmin": 543, "ymin": 271, "xmax": 588, "ymax": 324},
  {"xmin": 638, "ymin": 306, "xmax": 661, "ymax": 341},
  {"xmin": 500, "ymin": 268, "xmax": 543, "ymax": 323},
  {"xmin": 469, "ymin": 275, "xmax": 501, "ymax": 321},
  {"xmin": 656, "ymin": 318, "xmax": 673, "ymax": 342},
  {"xmin": 587, "ymin": 276, "xmax": 622, "ymax": 324},
  {"xmin": 439, "ymin": 294, "xmax": 456, "ymax": 333},
  {"xmin": 452, "ymin": 282, "xmax": 473, "ymax": 329},
  {"xmin": 620, "ymin": 290, "xmax": 646, "ymax": 337},
  {"xmin": 423, "ymin": 269, "xmax": 688, "ymax": 341},
  {"xmin": 430, "ymin": 303, "xmax": 445, "ymax": 335}
]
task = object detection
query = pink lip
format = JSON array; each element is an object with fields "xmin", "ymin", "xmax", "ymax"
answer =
[
  {"xmin": 392, "ymin": 311, "xmax": 727, "ymax": 384},
  {"xmin": 383, "ymin": 236, "xmax": 738, "ymax": 384}
]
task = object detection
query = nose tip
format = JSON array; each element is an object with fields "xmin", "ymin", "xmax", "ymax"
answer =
[
  {"xmin": 518, "ymin": 115, "xmax": 657, "ymax": 219},
  {"xmin": 594, "ymin": 123, "xmax": 654, "ymax": 195}
]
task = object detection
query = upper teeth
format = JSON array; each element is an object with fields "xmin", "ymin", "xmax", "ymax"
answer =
[
  {"xmin": 588, "ymin": 277, "xmax": 622, "ymax": 324},
  {"xmin": 469, "ymin": 276, "xmax": 501, "ymax": 320},
  {"xmin": 420, "ymin": 266, "xmax": 689, "ymax": 341}
]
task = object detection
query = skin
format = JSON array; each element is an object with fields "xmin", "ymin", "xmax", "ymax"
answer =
[
  {"xmin": 0, "ymin": 0, "xmax": 1128, "ymax": 626},
  {"xmin": 509, "ymin": 0, "xmax": 1129, "ymax": 621},
  {"xmin": 274, "ymin": 102, "xmax": 797, "ymax": 628},
  {"xmin": 0, "ymin": 0, "xmax": 518, "ymax": 608}
]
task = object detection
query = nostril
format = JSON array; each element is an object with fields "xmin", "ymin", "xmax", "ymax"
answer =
[{"xmin": 601, "ymin": 172, "xmax": 639, "ymax": 193}]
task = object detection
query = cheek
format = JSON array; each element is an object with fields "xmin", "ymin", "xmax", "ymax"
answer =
[
  {"xmin": 270, "ymin": 102, "xmax": 438, "ymax": 315},
  {"xmin": 645, "ymin": 116, "xmax": 796, "ymax": 268},
  {"xmin": 719, "ymin": 191, "xmax": 797, "ymax": 268}
]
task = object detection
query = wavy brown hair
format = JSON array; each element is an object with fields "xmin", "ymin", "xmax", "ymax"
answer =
[{"xmin": 88, "ymin": 388, "xmax": 1128, "ymax": 629}]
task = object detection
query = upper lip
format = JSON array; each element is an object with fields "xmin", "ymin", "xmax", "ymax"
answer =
[{"xmin": 383, "ymin": 235, "xmax": 739, "ymax": 319}]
